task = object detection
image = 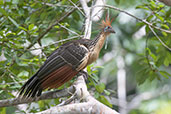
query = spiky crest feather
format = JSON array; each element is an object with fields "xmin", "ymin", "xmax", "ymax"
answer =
[{"xmin": 100, "ymin": 15, "xmax": 114, "ymax": 28}]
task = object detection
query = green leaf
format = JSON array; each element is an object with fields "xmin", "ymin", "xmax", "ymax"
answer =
[
  {"xmin": 161, "ymin": 24, "xmax": 170, "ymax": 30},
  {"xmin": 145, "ymin": 26, "xmax": 150, "ymax": 33},
  {"xmin": 150, "ymin": 0, "xmax": 156, "ymax": 8},
  {"xmin": 18, "ymin": 70, "xmax": 29, "ymax": 78},
  {"xmin": 1, "ymin": 107, "xmax": 6, "ymax": 114},
  {"xmin": 95, "ymin": 66, "xmax": 104, "ymax": 69},
  {"xmin": 104, "ymin": 90, "xmax": 111, "ymax": 96},
  {"xmin": 146, "ymin": 47, "xmax": 157, "ymax": 61},
  {"xmin": 94, "ymin": 92, "xmax": 100, "ymax": 98},
  {"xmin": 8, "ymin": 92, "xmax": 15, "ymax": 97},
  {"xmin": 89, "ymin": 74, "xmax": 99, "ymax": 83},
  {"xmin": 160, "ymin": 71, "xmax": 169, "ymax": 79},
  {"xmin": 136, "ymin": 5, "xmax": 149, "ymax": 10},
  {"xmin": 54, "ymin": 25, "xmax": 60, "ymax": 29},
  {"xmin": 95, "ymin": 83, "xmax": 105, "ymax": 93},
  {"xmin": 147, "ymin": 15, "xmax": 154, "ymax": 22},
  {"xmin": 0, "ymin": 7, "xmax": 8, "ymax": 16},
  {"xmin": 19, "ymin": 26, "xmax": 28, "ymax": 31},
  {"xmin": 0, "ymin": 0, "xmax": 3, "ymax": 5},
  {"xmin": 164, "ymin": 58, "xmax": 169, "ymax": 67},
  {"xmin": 156, "ymin": 14, "xmax": 164, "ymax": 22},
  {"xmin": 87, "ymin": 65, "xmax": 92, "ymax": 73},
  {"xmin": 8, "ymin": 16, "xmax": 19, "ymax": 27},
  {"xmin": 29, "ymin": 24, "xmax": 34, "ymax": 31},
  {"xmin": 98, "ymin": 95, "xmax": 113, "ymax": 108},
  {"xmin": 160, "ymin": 70, "xmax": 171, "ymax": 77},
  {"xmin": 115, "ymin": 0, "xmax": 120, "ymax": 4},
  {"xmin": 162, "ymin": 31, "xmax": 167, "ymax": 37}
]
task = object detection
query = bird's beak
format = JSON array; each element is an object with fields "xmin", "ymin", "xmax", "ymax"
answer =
[{"xmin": 109, "ymin": 28, "xmax": 115, "ymax": 33}]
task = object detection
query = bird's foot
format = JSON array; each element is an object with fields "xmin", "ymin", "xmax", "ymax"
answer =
[{"xmin": 78, "ymin": 70, "xmax": 89, "ymax": 82}]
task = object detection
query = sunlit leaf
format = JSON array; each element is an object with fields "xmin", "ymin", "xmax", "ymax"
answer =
[
  {"xmin": 95, "ymin": 83, "xmax": 105, "ymax": 93},
  {"xmin": 29, "ymin": 24, "xmax": 34, "ymax": 31}
]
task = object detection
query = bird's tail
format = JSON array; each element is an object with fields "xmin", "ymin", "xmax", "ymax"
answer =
[{"xmin": 18, "ymin": 73, "xmax": 42, "ymax": 98}]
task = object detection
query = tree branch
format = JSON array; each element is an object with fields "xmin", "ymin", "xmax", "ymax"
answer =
[
  {"xmin": 148, "ymin": 25, "xmax": 171, "ymax": 51},
  {"xmin": 91, "ymin": 5, "xmax": 171, "ymax": 34},
  {"xmin": 0, "ymin": 86, "xmax": 75, "ymax": 108},
  {"xmin": 116, "ymin": 56, "xmax": 127, "ymax": 114},
  {"xmin": 79, "ymin": 0, "xmax": 92, "ymax": 39},
  {"xmin": 36, "ymin": 76, "xmax": 119, "ymax": 114}
]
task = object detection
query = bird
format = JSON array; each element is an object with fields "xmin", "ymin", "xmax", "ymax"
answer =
[{"xmin": 19, "ymin": 16, "xmax": 115, "ymax": 98}]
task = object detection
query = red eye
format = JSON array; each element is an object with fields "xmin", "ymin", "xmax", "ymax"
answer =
[{"xmin": 105, "ymin": 26, "xmax": 110, "ymax": 30}]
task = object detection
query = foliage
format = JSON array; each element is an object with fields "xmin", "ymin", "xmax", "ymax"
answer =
[
  {"xmin": 0, "ymin": 0, "xmax": 170, "ymax": 113},
  {"xmin": 135, "ymin": 0, "xmax": 171, "ymax": 84}
]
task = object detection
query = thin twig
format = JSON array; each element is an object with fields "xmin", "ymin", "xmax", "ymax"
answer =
[
  {"xmin": 91, "ymin": 5, "xmax": 171, "ymax": 34},
  {"xmin": 148, "ymin": 25, "xmax": 171, "ymax": 51},
  {"xmin": 28, "ymin": 35, "xmax": 83, "ymax": 51},
  {"xmin": 68, "ymin": 0, "xmax": 85, "ymax": 16},
  {"xmin": 44, "ymin": 3, "xmax": 82, "ymax": 9},
  {"xmin": 58, "ymin": 23, "xmax": 80, "ymax": 36}
]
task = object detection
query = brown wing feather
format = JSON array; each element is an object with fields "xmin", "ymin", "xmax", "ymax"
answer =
[{"xmin": 41, "ymin": 65, "xmax": 78, "ymax": 89}]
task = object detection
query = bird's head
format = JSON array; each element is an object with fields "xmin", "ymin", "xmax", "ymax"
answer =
[{"xmin": 101, "ymin": 16, "xmax": 115, "ymax": 35}]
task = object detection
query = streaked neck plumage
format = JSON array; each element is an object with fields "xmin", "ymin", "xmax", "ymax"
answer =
[
  {"xmin": 89, "ymin": 30, "xmax": 110, "ymax": 51},
  {"xmin": 86, "ymin": 30, "xmax": 110, "ymax": 65}
]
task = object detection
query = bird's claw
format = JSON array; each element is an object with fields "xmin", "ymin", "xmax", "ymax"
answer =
[{"xmin": 78, "ymin": 71, "xmax": 89, "ymax": 82}]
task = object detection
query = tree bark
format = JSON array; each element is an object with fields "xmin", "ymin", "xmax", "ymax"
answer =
[{"xmin": 36, "ymin": 76, "xmax": 119, "ymax": 114}]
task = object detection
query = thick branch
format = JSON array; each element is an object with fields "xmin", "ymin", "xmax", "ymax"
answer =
[
  {"xmin": 79, "ymin": 0, "xmax": 91, "ymax": 39},
  {"xmin": 36, "ymin": 76, "xmax": 119, "ymax": 114}
]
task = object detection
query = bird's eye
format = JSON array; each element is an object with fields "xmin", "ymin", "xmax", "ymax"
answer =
[
  {"xmin": 105, "ymin": 26, "xmax": 110, "ymax": 30},
  {"xmin": 104, "ymin": 26, "xmax": 110, "ymax": 32}
]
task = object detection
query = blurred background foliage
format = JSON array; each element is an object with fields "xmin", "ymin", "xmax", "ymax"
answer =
[{"xmin": 0, "ymin": 0, "xmax": 170, "ymax": 113}]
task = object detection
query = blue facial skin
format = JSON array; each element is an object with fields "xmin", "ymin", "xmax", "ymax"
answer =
[
  {"xmin": 104, "ymin": 26, "xmax": 110, "ymax": 32},
  {"xmin": 104, "ymin": 26, "xmax": 115, "ymax": 33}
]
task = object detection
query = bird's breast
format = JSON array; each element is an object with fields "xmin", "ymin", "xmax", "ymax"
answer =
[{"xmin": 87, "ymin": 50, "xmax": 99, "ymax": 65}]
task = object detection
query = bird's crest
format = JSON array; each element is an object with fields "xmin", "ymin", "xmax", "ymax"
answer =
[{"xmin": 100, "ymin": 15, "xmax": 114, "ymax": 28}]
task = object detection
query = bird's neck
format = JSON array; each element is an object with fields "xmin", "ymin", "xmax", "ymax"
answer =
[
  {"xmin": 90, "ymin": 30, "xmax": 109, "ymax": 51},
  {"xmin": 85, "ymin": 30, "xmax": 110, "ymax": 65}
]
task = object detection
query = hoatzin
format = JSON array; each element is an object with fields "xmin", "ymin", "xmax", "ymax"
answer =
[{"xmin": 19, "ymin": 17, "xmax": 115, "ymax": 98}]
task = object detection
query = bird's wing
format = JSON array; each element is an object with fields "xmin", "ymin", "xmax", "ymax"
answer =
[
  {"xmin": 19, "ymin": 39, "xmax": 91, "ymax": 97},
  {"xmin": 37, "ymin": 39, "xmax": 91, "ymax": 78}
]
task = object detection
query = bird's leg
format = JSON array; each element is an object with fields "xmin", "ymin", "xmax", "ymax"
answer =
[
  {"xmin": 58, "ymin": 93, "xmax": 77, "ymax": 106},
  {"xmin": 78, "ymin": 70, "xmax": 89, "ymax": 82}
]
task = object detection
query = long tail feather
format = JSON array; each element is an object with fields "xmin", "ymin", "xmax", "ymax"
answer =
[{"xmin": 19, "ymin": 74, "xmax": 42, "ymax": 98}]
